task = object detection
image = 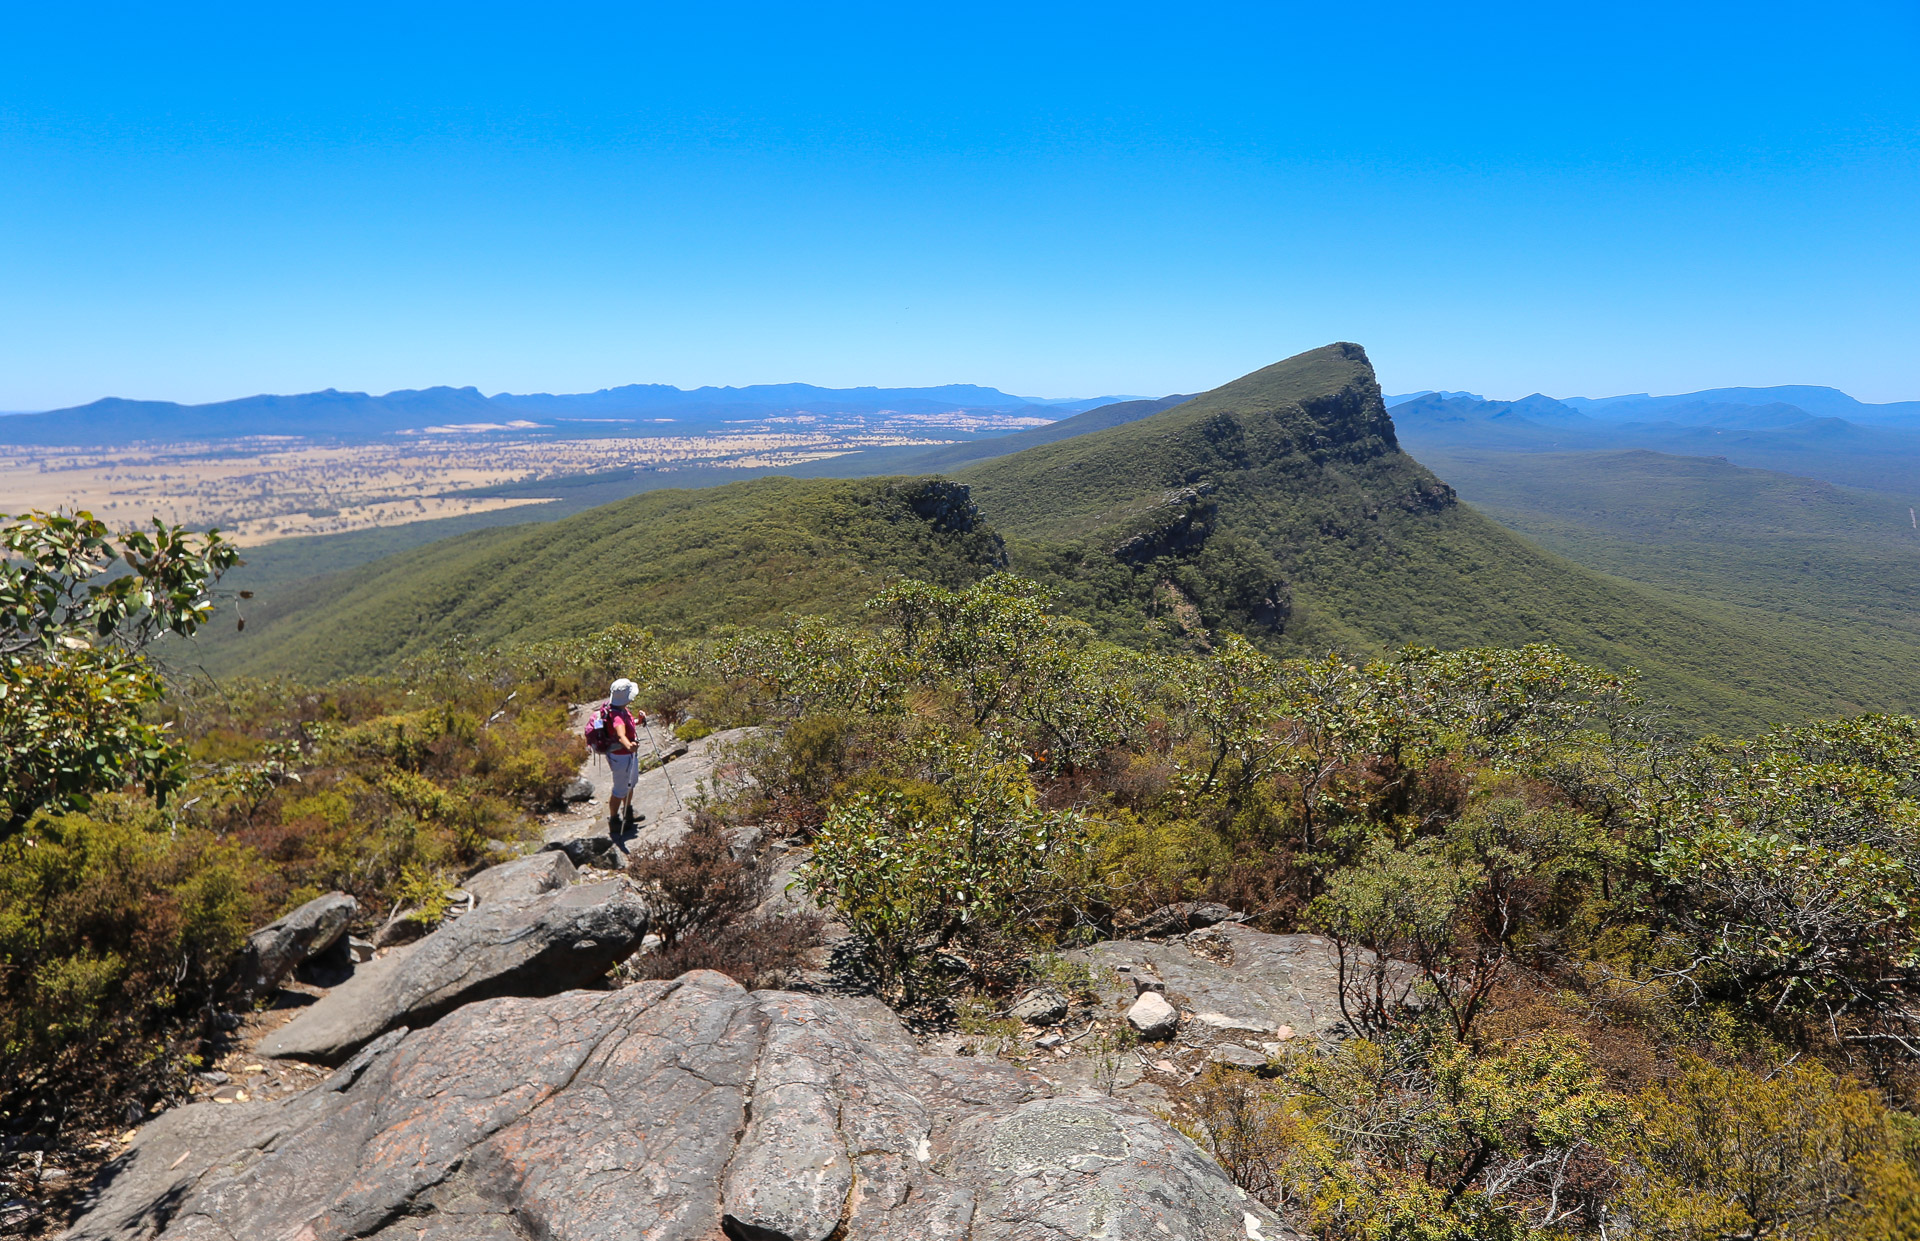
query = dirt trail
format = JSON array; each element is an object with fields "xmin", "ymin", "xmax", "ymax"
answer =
[{"xmin": 541, "ymin": 723, "xmax": 759, "ymax": 861}]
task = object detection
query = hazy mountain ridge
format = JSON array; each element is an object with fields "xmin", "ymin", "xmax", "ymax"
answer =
[
  {"xmin": 0, "ymin": 382, "xmax": 1141, "ymax": 446},
  {"xmin": 1392, "ymin": 389, "xmax": 1920, "ymax": 495}
]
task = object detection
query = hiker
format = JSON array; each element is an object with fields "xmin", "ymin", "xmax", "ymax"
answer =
[{"xmin": 592, "ymin": 678, "xmax": 647, "ymax": 835}]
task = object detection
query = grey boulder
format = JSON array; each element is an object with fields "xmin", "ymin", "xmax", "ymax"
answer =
[
  {"xmin": 1127, "ymin": 990, "xmax": 1180, "ymax": 1039},
  {"xmin": 257, "ymin": 878, "xmax": 648, "ymax": 1064},
  {"xmin": 68, "ymin": 972, "xmax": 1297, "ymax": 1241},
  {"xmin": 236, "ymin": 891, "xmax": 357, "ymax": 993}
]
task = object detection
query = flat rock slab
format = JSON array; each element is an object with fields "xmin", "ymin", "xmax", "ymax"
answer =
[
  {"xmin": 462, "ymin": 850, "xmax": 577, "ymax": 907},
  {"xmin": 257, "ymin": 879, "xmax": 648, "ymax": 1064},
  {"xmin": 69, "ymin": 973, "xmax": 1296, "ymax": 1241},
  {"xmin": 1073, "ymin": 925, "xmax": 1380, "ymax": 1041}
]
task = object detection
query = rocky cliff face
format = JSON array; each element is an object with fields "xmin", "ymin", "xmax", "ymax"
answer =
[{"xmin": 65, "ymin": 972, "xmax": 1295, "ymax": 1241}]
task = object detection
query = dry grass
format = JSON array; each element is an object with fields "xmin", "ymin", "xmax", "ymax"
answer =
[{"xmin": 0, "ymin": 428, "xmax": 958, "ymax": 544}]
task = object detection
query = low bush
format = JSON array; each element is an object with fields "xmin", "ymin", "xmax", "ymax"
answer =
[{"xmin": 624, "ymin": 817, "xmax": 822, "ymax": 991}]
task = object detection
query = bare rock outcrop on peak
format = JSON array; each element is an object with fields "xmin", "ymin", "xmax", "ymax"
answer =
[
  {"xmin": 67, "ymin": 973, "xmax": 1296, "ymax": 1241},
  {"xmin": 257, "ymin": 877, "xmax": 649, "ymax": 1064}
]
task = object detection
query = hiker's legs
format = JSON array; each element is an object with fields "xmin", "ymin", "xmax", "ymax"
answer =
[{"xmin": 606, "ymin": 751, "xmax": 639, "ymax": 834}]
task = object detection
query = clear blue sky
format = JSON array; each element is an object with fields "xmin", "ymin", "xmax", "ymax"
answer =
[{"xmin": 2, "ymin": 1, "xmax": 1917, "ymax": 410}]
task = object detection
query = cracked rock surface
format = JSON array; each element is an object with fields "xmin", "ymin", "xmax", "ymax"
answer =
[{"xmin": 66, "ymin": 972, "xmax": 1296, "ymax": 1241}]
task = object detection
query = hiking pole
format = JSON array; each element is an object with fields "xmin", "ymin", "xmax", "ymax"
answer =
[{"xmin": 641, "ymin": 718, "xmax": 685, "ymax": 811}]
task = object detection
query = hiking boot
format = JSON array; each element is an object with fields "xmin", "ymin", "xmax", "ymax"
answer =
[
  {"xmin": 622, "ymin": 805, "xmax": 637, "ymax": 832},
  {"xmin": 607, "ymin": 811, "xmax": 620, "ymax": 834}
]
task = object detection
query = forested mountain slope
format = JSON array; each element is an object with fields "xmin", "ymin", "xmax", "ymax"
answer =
[
  {"xmin": 199, "ymin": 476, "xmax": 1005, "ymax": 682},
  {"xmin": 958, "ymin": 344, "xmax": 1920, "ymax": 731},
  {"xmin": 199, "ymin": 344, "xmax": 1920, "ymax": 732}
]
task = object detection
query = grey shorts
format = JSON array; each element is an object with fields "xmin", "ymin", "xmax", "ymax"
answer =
[{"xmin": 606, "ymin": 751, "xmax": 639, "ymax": 798}]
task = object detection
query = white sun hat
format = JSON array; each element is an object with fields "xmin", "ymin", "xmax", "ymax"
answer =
[{"xmin": 608, "ymin": 678, "xmax": 638, "ymax": 706}]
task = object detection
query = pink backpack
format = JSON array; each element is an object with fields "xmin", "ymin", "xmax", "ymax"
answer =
[{"xmin": 583, "ymin": 702, "xmax": 627, "ymax": 754}]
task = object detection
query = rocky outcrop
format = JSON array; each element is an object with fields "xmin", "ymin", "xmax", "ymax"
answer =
[
  {"xmin": 235, "ymin": 891, "xmax": 357, "ymax": 994},
  {"xmin": 1072, "ymin": 924, "xmax": 1386, "ymax": 1043},
  {"xmin": 1110, "ymin": 485, "xmax": 1217, "ymax": 564},
  {"xmin": 67, "ymin": 973, "xmax": 1296, "ymax": 1241},
  {"xmin": 257, "ymin": 878, "xmax": 649, "ymax": 1064}
]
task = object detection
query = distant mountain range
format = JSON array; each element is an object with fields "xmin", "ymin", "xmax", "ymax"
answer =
[
  {"xmin": 1390, "ymin": 385, "xmax": 1920, "ymax": 427},
  {"xmin": 0, "ymin": 383, "xmax": 1145, "ymax": 446},
  {"xmin": 1389, "ymin": 388, "xmax": 1920, "ymax": 495}
]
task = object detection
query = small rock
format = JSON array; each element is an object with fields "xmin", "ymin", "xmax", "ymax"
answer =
[
  {"xmin": 1034, "ymin": 1033, "xmax": 1064, "ymax": 1049},
  {"xmin": 347, "ymin": 936, "xmax": 376, "ymax": 963},
  {"xmin": 1007, "ymin": 988, "xmax": 1069, "ymax": 1026},
  {"xmin": 195, "ymin": 1070, "xmax": 230, "ymax": 1086},
  {"xmin": 540, "ymin": 835, "xmax": 621, "ymax": 870},
  {"xmin": 1152, "ymin": 1059, "xmax": 1178, "ymax": 1074},
  {"xmin": 560, "ymin": 776, "xmax": 594, "ymax": 804},
  {"xmin": 1212, "ymin": 1044, "xmax": 1268, "ymax": 1070},
  {"xmin": 1196, "ymin": 1011, "xmax": 1274, "ymax": 1034},
  {"xmin": 1132, "ymin": 973, "xmax": 1167, "ymax": 997},
  {"xmin": 1127, "ymin": 990, "xmax": 1179, "ymax": 1040}
]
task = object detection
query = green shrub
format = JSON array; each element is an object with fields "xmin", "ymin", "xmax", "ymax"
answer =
[
  {"xmin": 0, "ymin": 804, "xmax": 271, "ymax": 1116},
  {"xmin": 1617, "ymin": 1057, "xmax": 1920, "ymax": 1240},
  {"xmin": 800, "ymin": 768, "xmax": 1086, "ymax": 1001}
]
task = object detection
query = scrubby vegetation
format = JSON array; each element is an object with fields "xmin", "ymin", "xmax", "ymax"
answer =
[
  {"xmin": 11, "ymin": 498, "xmax": 1920, "ymax": 1237},
  {"xmin": 621, "ymin": 572, "xmax": 1920, "ymax": 1235}
]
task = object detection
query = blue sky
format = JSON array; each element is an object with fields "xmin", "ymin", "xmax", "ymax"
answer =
[{"xmin": 2, "ymin": 1, "xmax": 1917, "ymax": 409}]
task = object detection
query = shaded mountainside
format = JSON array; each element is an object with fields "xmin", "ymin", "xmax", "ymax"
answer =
[
  {"xmin": 197, "ymin": 476, "xmax": 1005, "ymax": 682},
  {"xmin": 199, "ymin": 344, "xmax": 1920, "ymax": 732}
]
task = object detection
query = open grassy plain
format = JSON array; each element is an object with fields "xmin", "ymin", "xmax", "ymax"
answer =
[{"xmin": 0, "ymin": 427, "xmax": 962, "ymax": 544}]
